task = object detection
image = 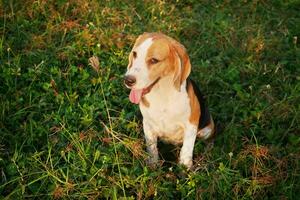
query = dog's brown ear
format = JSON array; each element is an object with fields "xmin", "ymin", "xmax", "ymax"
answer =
[{"xmin": 172, "ymin": 41, "xmax": 191, "ymax": 91}]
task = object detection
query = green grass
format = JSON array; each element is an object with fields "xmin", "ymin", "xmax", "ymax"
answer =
[{"xmin": 0, "ymin": 0, "xmax": 299, "ymax": 199}]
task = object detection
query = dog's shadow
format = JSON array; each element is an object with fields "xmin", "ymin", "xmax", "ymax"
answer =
[{"xmin": 157, "ymin": 141, "xmax": 180, "ymax": 167}]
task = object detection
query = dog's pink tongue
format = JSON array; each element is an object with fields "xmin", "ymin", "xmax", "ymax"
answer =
[{"xmin": 129, "ymin": 89, "xmax": 143, "ymax": 104}]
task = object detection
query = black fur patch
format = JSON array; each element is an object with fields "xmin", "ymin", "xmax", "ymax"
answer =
[{"xmin": 187, "ymin": 79, "xmax": 211, "ymax": 129}]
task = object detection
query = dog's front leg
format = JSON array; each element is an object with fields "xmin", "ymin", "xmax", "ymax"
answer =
[
  {"xmin": 179, "ymin": 125, "xmax": 197, "ymax": 169},
  {"xmin": 143, "ymin": 121, "xmax": 159, "ymax": 166}
]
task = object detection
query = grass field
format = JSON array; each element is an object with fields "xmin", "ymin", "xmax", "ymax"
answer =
[{"xmin": 1, "ymin": 0, "xmax": 300, "ymax": 199}]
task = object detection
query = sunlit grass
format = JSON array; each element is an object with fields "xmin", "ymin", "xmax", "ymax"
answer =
[{"xmin": 0, "ymin": 0, "xmax": 299, "ymax": 199}]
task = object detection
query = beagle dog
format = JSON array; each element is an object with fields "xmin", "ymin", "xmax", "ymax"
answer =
[{"xmin": 124, "ymin": 32, "xmax": 214, "ymax": 169}]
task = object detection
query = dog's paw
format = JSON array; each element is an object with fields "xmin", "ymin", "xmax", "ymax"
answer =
[
  {"xmin": 179, "ymin": 157, "xmax": 193, "ymax": 169},
  {"xmin": 146, "ymin": 157, "xmax": 159, "ymax": 168}
]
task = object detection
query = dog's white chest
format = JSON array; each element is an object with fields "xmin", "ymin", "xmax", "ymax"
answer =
[{"xmin": 140, "ymin": 86, "xmax": 191, "ymax": 143}]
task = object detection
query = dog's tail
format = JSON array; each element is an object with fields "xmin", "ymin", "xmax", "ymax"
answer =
[{"xmin": 197, "ymin": 116, "xmax": 215, "ymax": 140}]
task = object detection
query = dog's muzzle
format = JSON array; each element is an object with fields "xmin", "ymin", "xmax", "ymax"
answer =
[{"xmin": 124, "ymin": 75, "xmax": 136, "ymax": 87}]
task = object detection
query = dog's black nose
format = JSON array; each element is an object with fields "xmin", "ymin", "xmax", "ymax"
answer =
[{"xmin": 124, "ymin": 75, "xmax": 136, "ymax": 87}]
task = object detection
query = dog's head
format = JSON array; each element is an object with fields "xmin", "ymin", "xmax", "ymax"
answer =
[{"xmin": 124, "ymin": 32, "xmax": 191, "ymax": 104}]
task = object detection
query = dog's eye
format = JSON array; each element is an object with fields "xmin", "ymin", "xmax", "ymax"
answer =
[
  {"xmin": 132, "ymin": 51, "xmax": 137, "ymax": 58},
  {"xmin": 149, "ymin": 58, "xmax": 159, "ymax": 64}
]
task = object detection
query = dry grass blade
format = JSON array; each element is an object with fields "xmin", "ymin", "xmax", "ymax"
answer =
[{"xmin": 88, "ymin": 56, "xmax": 100, "ymax": 73}]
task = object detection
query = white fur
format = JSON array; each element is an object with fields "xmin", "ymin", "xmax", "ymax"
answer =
[
  {"xmin": 140, "ymin": 75, "xmax": 197, "ymax": 168},
  {"xmin": 125, "ymin": 38, "xmax": 153, "ymax": 89}
]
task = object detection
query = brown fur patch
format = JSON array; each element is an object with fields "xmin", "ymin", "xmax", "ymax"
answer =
[
  {"xmin": 141, "ymin": 97, "xmax": 150, "ymax": 107},
  {"xmin": 187, "ymin": 81, "xmax": 201, "ymax": 126},
  {"xmin": 146, "ymin": 38, "xmax": 175, "ymax": 81},
  {"xmin": 127, "ymin": 52, "xmax": 133, "ymax": 68}
]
